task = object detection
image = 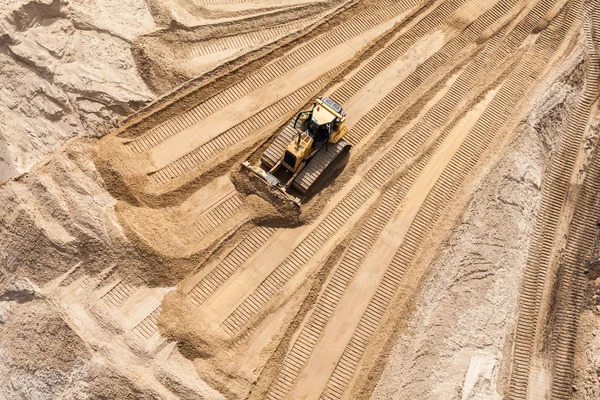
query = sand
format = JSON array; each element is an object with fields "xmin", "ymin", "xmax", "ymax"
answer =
[{"xmin": 1, "ymin": 0, "xmax": 600, "ymax": 399}]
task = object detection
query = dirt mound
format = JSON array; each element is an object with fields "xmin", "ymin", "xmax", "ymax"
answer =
[
  {"xmin": 231, "ymin": 167, "xmax": 302, "ymax": 226},
  {"xmin": 0, "ymin": 298, "xmax": 89, "ymax": 373},
  {"xmin": 0, "ymin": 0, "xmax": 155, "ymax": 184}
]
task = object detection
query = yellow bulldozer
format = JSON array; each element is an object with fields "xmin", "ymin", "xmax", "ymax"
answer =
[{"xmin": 242, "ymin": 96, "xmax": 350, "ymax": 205}]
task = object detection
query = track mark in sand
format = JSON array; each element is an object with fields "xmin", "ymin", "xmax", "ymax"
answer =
[
  {"xmin": 254, "ymin": 2, "xmax": 574, "ymax": 396},
  {"xmin": 265, "ymin": 176, "xmax": 421, "ymax": 400},
  {"xmin": 147, "ymin": 0, "xmax": 494, "ymax": 186},
  {"xmin": 549, "ymin": 100, "xmax": 600, "ymax": 399},
  {"xmin": 192, "ymin": 191, "xmax": 243, "ymax": 238},
  {"xmin": 147, "ymin": 70, "xmax": 338, "ymax": 185},
  {"xmin": 145, "ymin": 6, "xmax": 423, "ymax": 174},
  {"xmin": 508, "ymin": 3, "xmax": 597, "ymax": 398},
  {"xmin": 185, "ymin": 17, "xmax": 318, "ymax": 59},
  {"xmin": 323, "ymin": 6, "xmax": 576, "ymax": 399},
  {"xmin": 219, "ymin": 0, "xmax": 535, "ymax": 338},
  {"xmin": 193, "ymin": 0, "xmax": 322, "ymax": 8},
  {"xmin": 220, "ymin": 183, "xmax": 375, "ymax": 336},
  {"xmin": 187, "ymin": 226, "xmax": 277, "ymax": 307},
  {"xmin": 132, "ymin": 306, "xmax": 162, "ymax": 341},
  {"xmin": 158, "ymin": 0, "xmax": 524, "ymax": 189},
  {"xmin": 546, "ymin": 12, "xmax": 600, "ymax": 399},
  {"xmin": 268, "ymin": 68, "xmax": 492, "ymax": 400},
  {"xmin": 125, "ymin": 0, "xmax": 421, "ymax": 151},
  {"xmin": 193, "ymin": 0, "xmax": 319, "ymax": 5},
  {"xmin": 333, "ymin": 0, "xmax": 520, "ymax": 149},
  {"xmin": 101, "ymin": 281, "xmax": 137, "ymax": 309},
  {"xmin": 330, "ymin": 0, "xmax": 479, "ymax": 106}
]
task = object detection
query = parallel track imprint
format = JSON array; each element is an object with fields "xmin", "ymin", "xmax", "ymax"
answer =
[
  {"xmin": 101, "ymin": 281, "xmax": 137, "ymax": 309},
  {"xmin": 548, "ymin": 11, "xmax": 600, "ymax": 400},
  {"xmin": 263, "ymin": 2, "xmax": 575, "ymax": 397},
  {"xmin": 324, "ymin": 13, "xmax": 574, "ymax": 400},
  {"xmin": 132, "ymin": 307, "xmax": 162, "ymax": 341},
  {"xmin": 266, "ymin": 164, "xmax": 425, "ymax": 400},
  {"xmin": 148, "ymin": 70, "xmax": 340, "ymax": 185},
  {"xmin": 187, "ymin": 226, "xmax": 277, "ymax": 306},
  {"xmin": 193, "ymin": 0, "xmax": 315, "ymax": 6},
  {"xmin": 220, "ymin": 0, "xmax": 546, "ymax": 337},
  {"xmin": 192, "ymin": 192, "xmax": 244, "ymax": 238},
  {"xmin": 508, "ymin": 3, "xmax": 596, "ymax": 398},
  {"xmin": 150, "ymin": 0, "xmax": 494, "ymax": 186},
  {"xmin": 186, "ymin": 18, "xmax": 318, "ymax": 59},
  {"xmin": 126, "ymin": 0, "xmax": 421, "ymax": 152}
]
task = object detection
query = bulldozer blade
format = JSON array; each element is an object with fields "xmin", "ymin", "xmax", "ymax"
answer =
[{"xmin": 241, "ymin": 161, "xmax": 301, "ymax": 206}]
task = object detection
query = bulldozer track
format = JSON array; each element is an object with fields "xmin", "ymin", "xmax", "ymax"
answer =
[
  {"xmin": 220, "ymin": 182, "xmax": 374, "ymax": 336},
  {"xmin": 147, "ymin": 0, "xmax": 494, "ymax": 188},
  {"xmin": 187, "ymin": 226, "xmax": 277, "ymax": 307},
  {"xmin": 508, "ymin": 3, "xmax": 596, "ymax": 398},
  {"xmin": 125, "ymin": 0, "xmax": 420, "ymax": 152},
  {"xmin": 220, "ymin": 0, "xmax": 555, "ymax": 338},
  {"xmin": 546, "ymin": 13, "xmax": 600, "ymax": 399},
  {"xmin": 245, "ymin": 0, "xmax": 481, "ymax": 171},
  {"xmin": 265, "ymin": 166, "xmax": 424, "ymax": 400},
  {"xmin": 265, "ymin": 4, "xmax": 574, "ymax": 397},
  {"xmin": 329, "ymin": 0, "xmax": 469, "ymax": 106},
  {"xmin": 193, "ymin": 0, "xmax": 309, "ymax": 6},
  {"xmin": 185, "ymin": 18, "xmax": 319, "ymax": 59},
  {"xmin": 192, "ymin": 191, "xmax": 243, "ymax": 238},
  {"xmin": 549, "ymin": 114, "xmax": 600, "ymax": 397},
  {"xmin": 132, "ymin": 306, "xmax": 161, "ymax": 341}
]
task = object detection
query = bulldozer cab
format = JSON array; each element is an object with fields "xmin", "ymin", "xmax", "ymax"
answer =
[{"xmin": 294, "ymin": 97, "xmax": 343, "ymax": 143}]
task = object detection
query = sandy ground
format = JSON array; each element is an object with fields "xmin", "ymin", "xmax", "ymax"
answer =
[
  {"xmin": 0, "ymin": 0, "xmax": 156, "ymax": 183},
  {"xmin": 372, "ymin": 76, "xmax": 579, "ymax": 400},
  {"xmin": 0, "ymin": 0, "xmax": 599, "ymax": 399}
]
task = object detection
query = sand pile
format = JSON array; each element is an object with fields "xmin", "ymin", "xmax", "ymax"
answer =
[{"xmin": 0, "ymin": 0, "xmax": 155, "ymax": 183}]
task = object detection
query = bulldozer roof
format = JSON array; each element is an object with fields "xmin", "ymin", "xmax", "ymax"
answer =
[{"xmin": 312, "ymin": 104, "xmax": 337, "ymax": 126}]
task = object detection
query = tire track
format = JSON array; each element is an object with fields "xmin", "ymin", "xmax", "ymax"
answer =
[
  {"xmin": 143, "ymin": 0, "xmax": 468, "ymax": 186},
  {"xmin": 193, "ymin": 0, "xmax": 314, "ymax": 6},
  {"xmin": 131, "ymin": 306, "xmax": 161, "ymax": 341},
  {"xmin": 547, "ymin": 9, "xmax": 600, "ymax": 397},
  {"xmin": 185, "ymin": 17, "xmax": 319, "ymax": 59},
  {"xmin": 192, "ymin": 191, "xmax": 244, "ymax": 239},
  {"xmin": 330, "ymin": 0, "xmax": 520, "ymax": 150},
  {"xmin": 187, "ymin": 226, "xmax": 277, "ymax": 306},
  {"xmin": 101, "ymin": 281, "xmax": 137, "ymax": 309},
  {"xmin": 265, "ymin": 160, "xmax": 426, "ymax": 400},
  {"xmin": 147, "ymin": 69, "xmax": 340, "ymax": 185},
  {"xmin": 254, "ymin": 2, "xmax": 573, "ymax": 398},
  {"xmin": 150, "ymin": 0, "xmax": 516, "ymax": 187}
]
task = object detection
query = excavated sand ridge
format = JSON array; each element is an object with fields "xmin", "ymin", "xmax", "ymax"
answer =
[{"xmin": 1, "ymin": 0, "xmax": 600, "ymax": 399}]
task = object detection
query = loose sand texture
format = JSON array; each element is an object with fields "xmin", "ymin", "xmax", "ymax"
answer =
[
  {"xmin": 1, "ymin": 0, "xmax": 600, "ymax": 399},
  {"xmin": 0, "ymin": 0, "xmax": 155, "ymax": 183}
]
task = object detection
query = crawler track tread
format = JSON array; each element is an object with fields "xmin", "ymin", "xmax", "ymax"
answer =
[
  {"xmin": 193, "ymin": 192, "xmax": 244, "ymax": 238},
  {"xmin": 132, "ymin": 307, "xmax": 162, "ymax": 341},
  {"xmin": 188, "ymin": 226, "xmax": 277, "ymax": 306}
]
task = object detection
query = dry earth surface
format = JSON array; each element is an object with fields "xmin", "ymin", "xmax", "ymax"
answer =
[{"xmin": 1, "ymin": 0, "xmax": 600, "ymax": 399}]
